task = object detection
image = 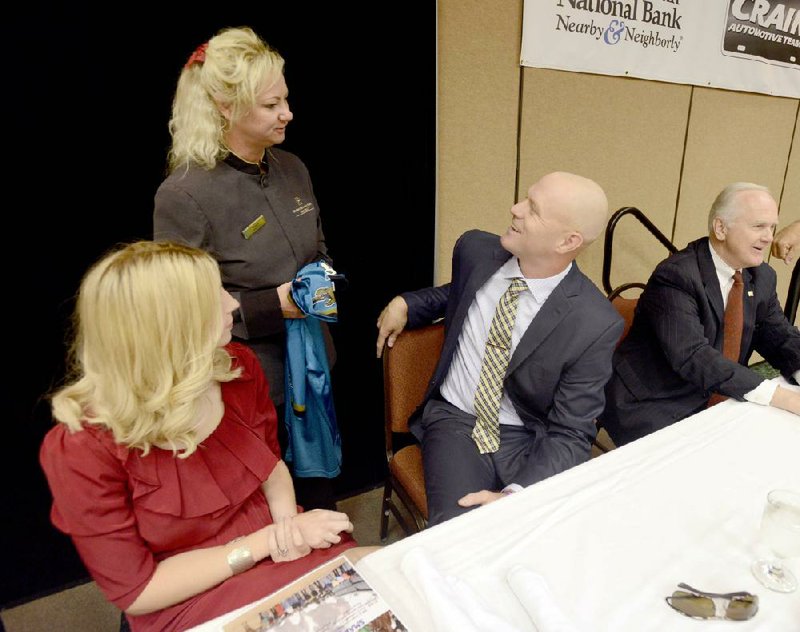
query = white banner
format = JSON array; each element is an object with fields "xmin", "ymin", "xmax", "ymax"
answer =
[{"xmin": 521, "ymin": 1, "xmax": 800, "ymax": 99}]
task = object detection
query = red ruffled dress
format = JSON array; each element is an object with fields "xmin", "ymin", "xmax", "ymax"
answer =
[{"xmin": 39, "ymin": 343, "xmax": 355, "ymax": 632}]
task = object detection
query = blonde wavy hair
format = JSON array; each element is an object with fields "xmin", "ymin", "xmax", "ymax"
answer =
[
  {"xmin": 51, "ymin": 241, "xmax": 241, "ymax": 456},
  {"xmin": 168, "ymin": 26, "xmax": 285, "ymax": 171}
]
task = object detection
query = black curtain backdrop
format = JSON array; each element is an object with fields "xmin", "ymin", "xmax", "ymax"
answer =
[{"xmin": 3, "ymin": 6, "xmax": 434, "ymax": 606}]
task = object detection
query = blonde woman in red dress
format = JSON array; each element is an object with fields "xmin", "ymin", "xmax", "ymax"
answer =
[{"xmin": 40, "ymin": 241, "xmax": 373, "ymax": 631}]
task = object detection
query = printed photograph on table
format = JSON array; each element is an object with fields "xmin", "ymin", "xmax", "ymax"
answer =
[{"xmin": 223, "ymin": 556, "xmax": 408, "ymax": 632}]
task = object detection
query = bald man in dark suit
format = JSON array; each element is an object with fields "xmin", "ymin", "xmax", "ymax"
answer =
[{"xmin": 376, "ymin": 172, "xmax": 623, "ymax": 525}]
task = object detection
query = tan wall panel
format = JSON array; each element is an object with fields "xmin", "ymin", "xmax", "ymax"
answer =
[
  {"xmin": 436, "ymin": 0, "xmax": 522, "ymax": 284},
  {"xmin": 518, "ymin": 69, "xmax": 690, "ymax": 289},
  {"xmin": 772, "ymin": 108, "xmax": 800, "ymax": 324},
  {"xmin": 674, "ymin": 89, "xmax": 798, "ymax": 249},
  {"xmin": 438, "ymin": 4, "xmax": 798, "ymax": 330}
]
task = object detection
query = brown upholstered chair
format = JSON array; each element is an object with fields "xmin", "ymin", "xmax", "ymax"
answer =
[
  {"xmin": 608, "ymin": 288, "xmax": 641, "ymax": 348},
  {"xmin": 379, "ymin": 322, "xmax": 444, "ymax": 540},
  {"xmin": 592, "ymin": 286, "xmax": 643, "ymax": 455},
  {"xmin": 596, "ymin": 207, "xmax": 676, "ymax": 455}
]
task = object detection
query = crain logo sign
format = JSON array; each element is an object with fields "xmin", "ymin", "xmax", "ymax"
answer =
[{"xmin": 722, "ymin": 0, "xmax": 800, "ymax": 67}]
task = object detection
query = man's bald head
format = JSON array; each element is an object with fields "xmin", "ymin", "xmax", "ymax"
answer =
[
  {"xmin": 538, "ymin": 171, "xmax": 609, "ymax": 246},
  {"xmin": 500, "ymin": 171, "xmax": 609, "ymax": 278}
]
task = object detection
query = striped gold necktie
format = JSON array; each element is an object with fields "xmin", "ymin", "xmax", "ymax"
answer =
[{"xmin": 472, "ymin": 277, "xmax": 528, "ymax": 453}]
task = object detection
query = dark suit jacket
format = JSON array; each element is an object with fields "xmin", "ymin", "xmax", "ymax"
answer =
[
  {"xmin": 403, "ymin": 230, "xmax": 624, "ymax": 487},
  {"xmin": 602, "ymin": 237, "xmax": 800, "ymax": 446}
]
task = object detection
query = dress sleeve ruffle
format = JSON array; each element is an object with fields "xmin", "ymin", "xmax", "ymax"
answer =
[
  {"xmin": 41, "ymin": 424, "xmax": 137, "ymax": 536},
  {"xmin": 40, "ymin": 424, "xmax": 157, "ymax": 609}
]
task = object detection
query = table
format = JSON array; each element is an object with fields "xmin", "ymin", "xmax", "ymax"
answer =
[
  {"xmin": 356, "ymin": 381, "xmax": 800, "ymax": 631},
  {"xmin": 193, "ymin": 380, "xmax": 800, "ymax": 631}
]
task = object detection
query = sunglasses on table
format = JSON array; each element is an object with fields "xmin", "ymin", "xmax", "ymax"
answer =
[{"xmin": 665, "ymin": 582, "xmax": 759, "ymax": 621}]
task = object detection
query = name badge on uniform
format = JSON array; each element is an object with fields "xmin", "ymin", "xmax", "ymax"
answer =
[{"xmin": 241, "ymin": 215, "xmax": 266, "ymax": 239}]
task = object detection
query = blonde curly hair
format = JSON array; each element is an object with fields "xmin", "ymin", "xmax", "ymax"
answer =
[
  {"xmin": 51, "ymin": 241, "xmax": 241, "ymax": 456},
  {"xmin": 167, "ymin": 26, "xmax": 285, "ymax": 171}
]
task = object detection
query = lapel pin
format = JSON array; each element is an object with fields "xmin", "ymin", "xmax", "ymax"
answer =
[{"xmin": 747, "ymin": 290, "xmax": 754, "ymax": 297}]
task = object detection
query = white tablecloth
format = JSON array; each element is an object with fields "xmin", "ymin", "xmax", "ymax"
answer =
[{"xmin": 356, "ymin": 383, "xmax": 800, "ymax": 631}]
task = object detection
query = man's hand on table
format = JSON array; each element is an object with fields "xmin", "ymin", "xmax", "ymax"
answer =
[
  {"xmin": 458, "ymin": 490, "xmax": 506, "ymax": 508},
  {"xmin": 770, "ymin": 385, "xmax": 800, "ymax": 416}
]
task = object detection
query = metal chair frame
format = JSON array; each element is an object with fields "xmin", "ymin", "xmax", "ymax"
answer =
[{"xmin": 602, "ymin": 207, "xmax": 677, "ymax": 298}]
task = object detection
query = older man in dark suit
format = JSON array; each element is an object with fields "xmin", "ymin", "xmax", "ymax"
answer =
[
  {"xmin": 376, "ymin": 172, "xmax": 623, "ymax": 525},
  {"xmin": 602, "ymin": 183, "xmax": 800, "ymax": 447}
]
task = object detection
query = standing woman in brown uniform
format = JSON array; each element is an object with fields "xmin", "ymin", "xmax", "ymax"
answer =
[{"xmin": 154, "ymin": 26, "xmax": 336, "ymax": 508}]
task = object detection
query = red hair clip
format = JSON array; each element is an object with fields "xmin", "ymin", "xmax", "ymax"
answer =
[{"xmin": 184, "ymin": 42, "xmax": 208, "ymax": 69}]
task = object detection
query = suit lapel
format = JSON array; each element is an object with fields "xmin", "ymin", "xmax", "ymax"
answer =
[
  {"xmin": 451, "ymin": 245, "xmax": 510, "ymax": 331},
  {"xmin": 506, "ymin": 263, "xmax": 581, "ymax": 375},
  {"xmin": 697, "ymin": 240, "xmax": 724, "ymax": 326}
]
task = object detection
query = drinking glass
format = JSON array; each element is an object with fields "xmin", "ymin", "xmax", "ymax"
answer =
[{"xmin": 751, "ymin": 489, "xmax": 800, "ymax": 593}]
